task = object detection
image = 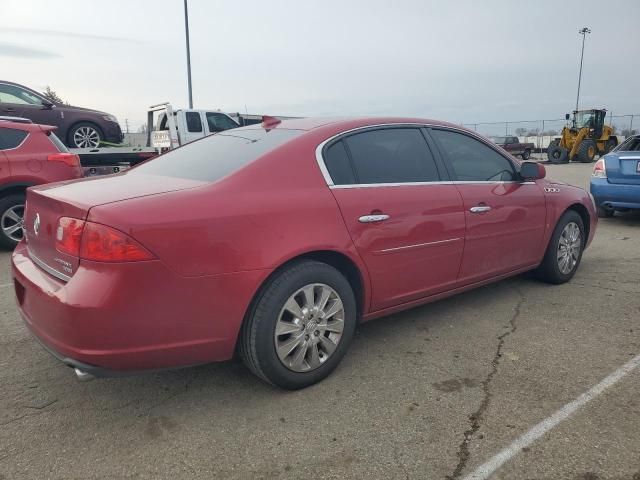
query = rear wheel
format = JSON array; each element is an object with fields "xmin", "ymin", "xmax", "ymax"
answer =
[
  {"xmin": 535, "ymin": 210, "xmax": 585, "ymax": 284},
  {"xmin": 547, "ymin": 145, "xmax": 568, "ymax": 164},
  {"xmin": 521, "ymin": 149, "xmax": 531, "ymax": 160},
  {"xmin": 0, "ymin": 194, "xmax": 26, "ymax": 249},
  {"xmin": 239, "ymin": 260, "xmax": 357, "ymax": 389},
  {"xmin": 604, "ymin": 138, "xmax": 617, "ymax": 154},
  {"xmin": 577, "ymin": 139, "xmax": 597, "ymax": 163}
]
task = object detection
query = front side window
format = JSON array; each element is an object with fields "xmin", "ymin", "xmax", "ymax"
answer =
[
  {"xmin": 336, "ymin": 128, "xmax": 440, "ymax": 184},
  {"xmin": 0, "ymin": 127, "xmax": 28, "ymax": 150},
  {"xmin": 431, "ymin": 129, "xmax": 516, "ymax": 181},
  {"xmin": 0, "ymin": 84, "xmax": 43, "ymax": 105},
  {"xmin": 185, "ymin": 112, "xmax": 203, "ymax": 133},
  {"xmin": 206, "ymin": 112, "xmax": 238, "ymax": 133}
]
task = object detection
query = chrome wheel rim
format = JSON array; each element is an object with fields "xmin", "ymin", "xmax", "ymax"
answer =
[
  {"xmin": 557, "ymin": 222, "xmax": 581, "ymax": 274},
  {"xmin": 274, "ymin": 283, "xmax": 345, "ymax": 372},
  {"xmin": 1, "ymin": 204, "xmax": 25, "ymax": 242},
  {"xmin": 73, "ymin": 126, "xmax": 100, "ymax": 148}
]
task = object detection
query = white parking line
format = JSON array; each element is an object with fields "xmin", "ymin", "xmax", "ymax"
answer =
[{"xmin": 462, "ymin": 353, "xmax": 640, "ymax": 480}]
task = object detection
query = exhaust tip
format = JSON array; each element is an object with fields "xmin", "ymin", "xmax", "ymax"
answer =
[{"xmin": 74, "ymin": 368, "xmax": 95, "ymax": 382}]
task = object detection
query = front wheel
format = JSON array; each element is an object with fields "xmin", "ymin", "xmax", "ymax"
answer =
[
  {"xmin": 0, "ymin": 194, "xmax": 26, "ymax": 249},
  {"xmin": 521, "ymin": 149, "xmax": 531, "ymax": 160},
  {"xmin": 547, "ymin": 145, "xmax": 568, "ymax": 164},
  {"xmin": 68, "ymin": 122, "xmax": 103, "ymax": 148},
  {"xmin": 239, "ymin": 261, "xmax": 357, "ymax": 389},
  {"xmin": 535, "ymin": 210, "xmax": 585, "ymax": 284}
]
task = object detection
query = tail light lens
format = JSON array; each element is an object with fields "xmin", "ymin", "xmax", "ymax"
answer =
[
  {"xmin": 55, "ymin": 217, "xmax": 155, "ymax": 262},
  {"xmin": 48, "ymin": 153, "xmax": 80, "ymax": 167},
  {"xmin": 592, "ymin": 159, "xmax": 607, "ymax": 178}
]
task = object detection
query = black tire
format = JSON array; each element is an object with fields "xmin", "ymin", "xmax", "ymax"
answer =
[
  {"xmin": 547, "ymin": 145, "xmax": 569, "ymax": 164},
  {"xmin": 535, "ymin": 210, "xmax": 585, "ymax": 284},
  {"xmin": 597, "ymin": 206, "xmax": 614, "ymax": 218},
  {"xmin": 577, "ymin": 139, "xmax": 597, "ymax": 163},
  {"xmin": 521, "ymin": 149, "xmax": 531, "ymax": 160},
  {"xmin": 239, "ymin": 260, "xmax": 357, "ymax": 389},
  {"xmin": 0, "ymin": 194, "xmax": 26, "ymax": 249},
  {"xmin": 604, "ymin": 138, "xmax": 617, "ymax": 154},
  {"xmin": 67, "ymin": 122, "xmax": 103, "ymax": 148}
]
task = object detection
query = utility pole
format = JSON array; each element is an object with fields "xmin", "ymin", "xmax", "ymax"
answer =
[
  {"xmin": 125, "ymin": 118, "xmax": 130, "ymax": 134},
  {"xmin": 184, "ymin": 0, "xmax": 193, "ymax": 109},
  {"xmin": 575, "ymin": 27, "xmax": 591, "ymax": 113}
]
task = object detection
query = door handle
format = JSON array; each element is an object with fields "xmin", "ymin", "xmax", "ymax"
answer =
[
  {"xmin": 358, "ymin": 214, "xmax": 390, "ymax": 223},
  {"xmin": 470, "ymin": 205, "xmax": 492, "ymax": 213}
]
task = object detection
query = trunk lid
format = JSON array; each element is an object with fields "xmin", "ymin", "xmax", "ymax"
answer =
[
  {"xmin": 24, "ymin": 173, "xmax": 207, "ymax": 280},
  {"xmin": 604, "ymin": 153, "xmax": 640, "ymax": 185}
]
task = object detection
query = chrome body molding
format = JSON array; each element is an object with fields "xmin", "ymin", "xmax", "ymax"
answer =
[
  {"xmin": 28, "ymin": 248, "xmax": 71, "ymax": 282},
  {"xmin": 376, "ymin": 237, "xmax": 461, "ymax": 254}
]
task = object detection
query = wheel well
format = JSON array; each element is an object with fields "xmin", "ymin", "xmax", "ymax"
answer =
[
  {"xmin": 0, "ymin": 184, "xmax": 29, "ymax": 198},
  {"xmin": 567, "ymin": 203, "xmax": 590, "ymax": 240}
]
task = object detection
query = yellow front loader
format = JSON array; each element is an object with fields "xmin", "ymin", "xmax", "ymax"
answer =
[{"xmin": 547, "ymin": 109, "xmax": 618, "ymax": 164}]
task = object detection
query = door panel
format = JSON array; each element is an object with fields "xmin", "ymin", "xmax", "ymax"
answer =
[
  {"xmin": 455, "ymin": 182, "xmax": 546, "ymax": 283},
  {"xmin": 332, "ymin": 185, "xmax": 465, "ymax": 310}
]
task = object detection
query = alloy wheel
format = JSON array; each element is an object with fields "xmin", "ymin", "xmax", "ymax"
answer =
[
  {"xmin": 73, "ymin": 126, "xmax": 100, "ymax": 148},
  {"xmin": 274, "ymin": 283, "xmax": 345, "ymax": 372},
  {"xmin": 1, "ymin": 205, "xmax": 25, "ymax": 242},
  {"xmin": 557, "ymin": 222, "xmax": 581, "ymax": 274}
]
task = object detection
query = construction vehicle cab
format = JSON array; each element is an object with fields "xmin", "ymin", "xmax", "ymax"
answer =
[{"xmin": 547, "ymin": 108, "xmax": 618, "ymax": 164}]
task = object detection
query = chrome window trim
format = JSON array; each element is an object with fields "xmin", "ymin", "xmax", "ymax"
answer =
[
  {"xmin": 330, "ymin": 180, "xmax": 535, "ymax": 189},
  {"xmin": 314, "ymin": 122, "xmax": 519, "ymax": 187},
  {"xmin": 0, "ymin": 130, "xmax": 29, "ymax": 152},
  {"xmin": 28, "ymin": 248, "xmax": 71, "ymax": 282},
  {"xmin": 619, "ymin": 156, "xmax": 640, "ymax": 160}
]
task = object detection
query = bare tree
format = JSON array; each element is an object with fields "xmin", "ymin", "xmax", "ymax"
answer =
[{"xmin": 515, "ymin": 127, "xmax": 527, "ymax": 136}]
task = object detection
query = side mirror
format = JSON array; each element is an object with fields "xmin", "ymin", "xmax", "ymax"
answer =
[
  {"xmin": 565, "ymin": 113, "xmax": 570, "ymax": 121},
  {"xmin": 42, "ymin": 101, "xmax": 55, "ymax": 110},
  {"xmin": 520, "ymin": 161, "xmax": 546, "ymax": 181}
]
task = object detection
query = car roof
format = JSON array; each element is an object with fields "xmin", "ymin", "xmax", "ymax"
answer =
[{"xmin": 0, "ymin": 117, "xmax": 56, "ymax": 132}]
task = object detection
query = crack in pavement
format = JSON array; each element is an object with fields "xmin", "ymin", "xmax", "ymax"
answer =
[{"xmin": 446, "ymin": 287, "xmax": 525, "ymax": 480}]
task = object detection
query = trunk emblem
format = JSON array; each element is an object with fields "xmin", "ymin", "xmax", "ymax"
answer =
[{"xmin": 33, "ymin": 213, "xmax": 40, "ymax": 236}]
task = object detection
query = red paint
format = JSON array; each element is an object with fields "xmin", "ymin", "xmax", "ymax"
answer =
[{"xmin": 12, "ymin": 117, "xmax": 597, "ymax": 374}]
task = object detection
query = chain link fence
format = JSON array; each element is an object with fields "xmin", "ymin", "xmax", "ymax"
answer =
[{"xmin": 462, "ymin": 114, "xmax": 638, "ymax": 151}]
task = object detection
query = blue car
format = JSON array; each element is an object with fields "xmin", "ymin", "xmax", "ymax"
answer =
[{"xmin": 590, "ymin": 134, "xmax": 640, "ymax": 217}]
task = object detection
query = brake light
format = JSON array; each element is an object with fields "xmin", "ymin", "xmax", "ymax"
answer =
[
  {"xmin": 55, "ymin": 218, "xmax": 155, "ymax": 262},
  {"xmin": 56, "ymin": 217, "xmax": 85, "ymax": 256},
  {"xmin": 592, "ymin": 158, "xmax": 607, "ymax": 178},
  {"xmin": 48, "ymin": 153, "xmax": 80, "ymax": 167}
]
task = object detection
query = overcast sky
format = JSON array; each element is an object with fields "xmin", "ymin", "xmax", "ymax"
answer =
[{"xmin": 2, "ymin": 0, "xmax": 639, "ymax": 131}]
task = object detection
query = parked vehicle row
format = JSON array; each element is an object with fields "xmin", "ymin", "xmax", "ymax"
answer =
[{"xmin": 12, "ymin": 117, "xmax": 597, "ymax": 389}]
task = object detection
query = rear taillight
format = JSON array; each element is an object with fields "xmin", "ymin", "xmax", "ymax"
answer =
[
  {"xmin": 48, "ymin": 153, "xmax": 80, "ymax": 167},
  {"xmin": 592, "ymin": 159, "xmax": 607, "ymax": 178},
  {"xmin": 55, "ymin": 217, "xmax": 155, "ymax": 262}
]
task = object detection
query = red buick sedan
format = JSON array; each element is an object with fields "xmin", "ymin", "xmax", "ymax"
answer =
[{"xmin": 12, "ymin": 117, "xmax": 597, "ymax": 389}]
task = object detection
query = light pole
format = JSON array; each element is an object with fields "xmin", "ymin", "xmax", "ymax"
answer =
[
  {"xmin": 184, "ymin": 0, "xmax": 193, "ymax": 109},
  {"xmin": 575, "ymin": 27, "xmax": 591, "ymax": 113}
]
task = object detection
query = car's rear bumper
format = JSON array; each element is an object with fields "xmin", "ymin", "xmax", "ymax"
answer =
[
  {"xmin": 12, "ymin": 241, "xmax": 268, "ymax": 374},
  {"xmin": 590, "ymin": 178, "xmax": 640, "ymax": 210}
]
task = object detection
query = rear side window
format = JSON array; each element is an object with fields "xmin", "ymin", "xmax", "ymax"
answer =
[
  {"xmin": 206, "ymin": 112, "xmax": 238, "ymax": 132},
  {"xmin": 343, "ymin": 128, "xmax": 440, "ymax": 184},
  {"xmin": 132, "ymin": 128, "xmax": 302, "ymax": 181},
  {"xmin": 431, "ymin": 129, "xmax": 516, "ymax": 181},
  {"xmin": 324, "ymin": 140, "xmax": 356, "ymax": 185},
  {"xmin": 48, "ymin": 132, "xmax": 69, "ymax": 152},
  {"xmin": 185, "ymin": 112, "xmax": 203, "ymax": 133},
  {"xmin": 0, "ymin": 127, "xmax": 28, "ymax": 150}
]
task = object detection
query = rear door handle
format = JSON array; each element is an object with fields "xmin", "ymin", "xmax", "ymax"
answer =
[
  {"xmin": 470, "ymin": 205, "xmax": 492, "ymax": 213},
  {"xmin": 359, "ymin": 214, "xmax": 390, "ymax": 223}
]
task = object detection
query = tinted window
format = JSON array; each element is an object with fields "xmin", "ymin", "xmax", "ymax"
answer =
[
  {"xmin": 0, "ymin": 127, "xmax": 28, "ymax": 150},
  {"xmin": 324, "ymin": 140, "xmax": 356, "ymax": 185},
  {"xmin": 615, "ymin": 136, "xmax": 640, "ymax": 152},
  {"xmin": 185, "ymin": 112, "xmax": 203, "ymax": 133},
  {"xmin": 206, "ymin": 112, "xmax": 238, "ymax": 132},
  {"xmin": 343, "ymin": 128, "xmax": 439, "ymax": 184},
  {"xmin": 431, "ymin": 129, "xmax": 515, "ymax": 181},
  {"xmin": 0, "ymin": 84, "xmax": 43, "ymax": 105},
  {"xmin": 132, "ymin": 128, "xmax": 301, "ymax": 181}
]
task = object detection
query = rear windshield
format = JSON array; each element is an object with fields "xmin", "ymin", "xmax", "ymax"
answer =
[
  {"xmin": 131, "ymin": 128, "xmax": 302, "ymax": 181},
  {"xmin": 48, "ymin": 132, "xmax": 69, "ymax": 152},
  {"xmin": 614, "ymin": 135, "xmax": 640, "ymax": 152}
]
